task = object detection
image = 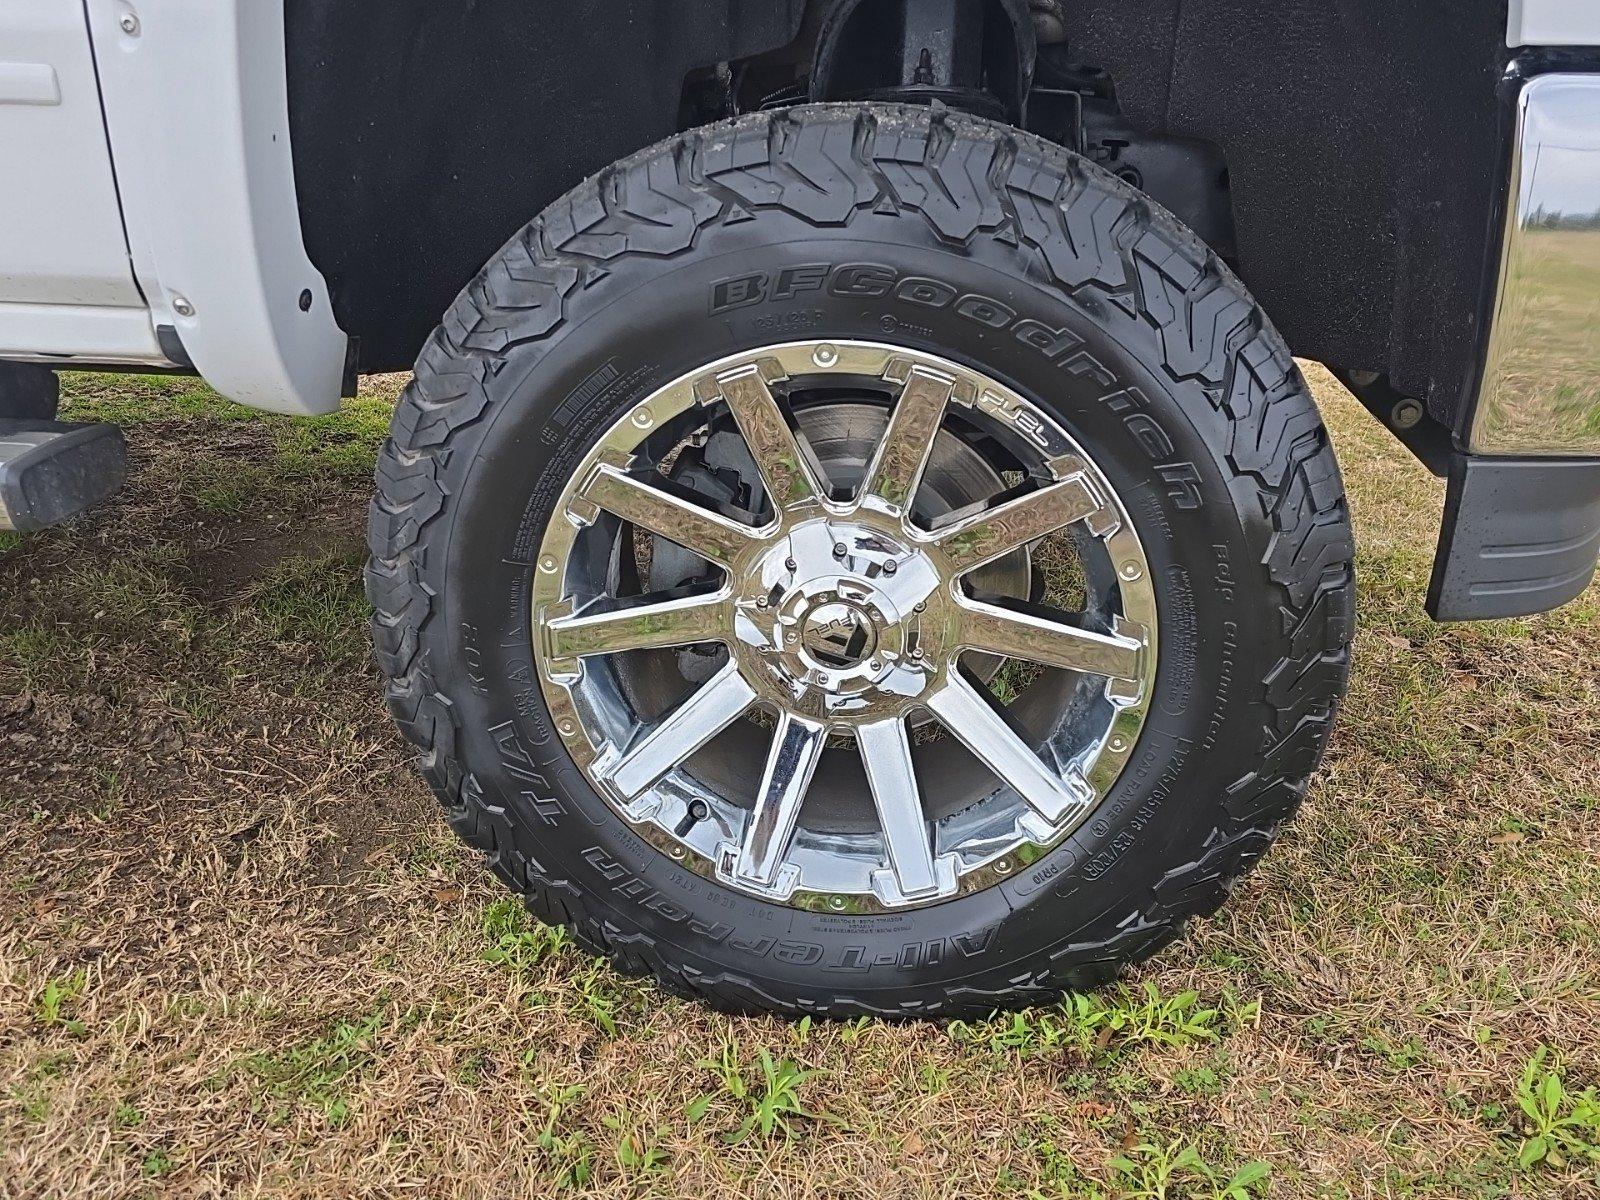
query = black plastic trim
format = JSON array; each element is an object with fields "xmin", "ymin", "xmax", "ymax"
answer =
[
  {"xmin": 155, "ymin": 324, "xmax": 194, "ymax": 370},
  {"xmin": 1428, "ymin": 455, "xmax": 1600, "ymax": 622},
  {"xmin": 1335, "ymin": 369, "xmax": 1454, "ymax": 478}
]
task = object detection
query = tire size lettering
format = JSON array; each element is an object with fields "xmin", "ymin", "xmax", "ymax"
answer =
[{"xmin": 491, "ymin": 721, "xmax": 566, "ymax": 825}]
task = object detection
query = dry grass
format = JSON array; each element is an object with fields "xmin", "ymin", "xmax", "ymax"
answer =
[{"xmin": 2, "ymin": 366, "xmax": 1598, "ymax": 1198}]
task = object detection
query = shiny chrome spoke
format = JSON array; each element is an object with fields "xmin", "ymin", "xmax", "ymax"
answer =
[
  {"xmin": 578, "ymin": 465, "xmax": 758, "ymax": 570},
  {"xmin": 601, "ymin": 660, "xmax": 757, "ymax": 799},
  {"xmin": 539, "ymin": 340, "xmax": 1157, "ymax": 911},
  {"xmin": 858, "ymin": 717, "xmax": 942, "ymax": 899},
  {"xmin": 732, "ymin": 713, "xmax": 826, "ymax": 890},
  {"xmin": 862, "ymin": 366, "xmax": 956, "ymax": 513},
  {"xmin": 925, "ymin": 674, "xmax": 1092, "ymax": 825},
  {"xmin": 713, "ymin": 365, "xmax": 825, "ymax": 512},
  {"xmin": 545, "ymin": 592, "xmax": 733, "ymax": 661},
  {"xmin": 932, "ymin": 474, "xmax": 1102, "ymax": 577},
  {"xmin": 959, "ymin": 599, "xmax": 1144, "ymax": 681}
]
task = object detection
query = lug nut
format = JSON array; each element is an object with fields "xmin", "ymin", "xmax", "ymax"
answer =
[
  {"xmin": 882, "ymin": 560, "xmax": 897, "ymax": 576},
  {"xmin": 832, "ymin": 542, "xmax": 847, "ymax": 559},
  {"xmin": 785, "ymin": 557, "xmax": 798, "ymax": 573}
]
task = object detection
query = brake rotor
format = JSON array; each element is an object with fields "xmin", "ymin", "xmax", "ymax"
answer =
[{"xmin": 650, "ymin": 400, "xmax": 1032, "ymax": 684}]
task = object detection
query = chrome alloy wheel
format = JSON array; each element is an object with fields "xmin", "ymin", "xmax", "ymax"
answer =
[{"xmin": 532, "ymin": 341, "xmax": 1158, "ymax": 912}]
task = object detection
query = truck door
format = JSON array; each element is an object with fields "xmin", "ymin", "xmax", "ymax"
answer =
[{"xmin": 0, "ymin": 1, "xmax": 142, "ymax": 309}]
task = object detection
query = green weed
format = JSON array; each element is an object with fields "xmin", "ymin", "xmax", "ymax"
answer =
[
  {"xmin": 481, "ymin": 898, "xmax": 569, "ymax": 972},
  {"xmin": 602, "ymin": 1112, "xmax": 671, "ymax": 1178},
  {"xmin": 573, "ymin": 964, "xmax": 620, "ymax": 1037},
  {"xmin": 141, "ymin": 1148, "xmax": 178, "ymax": 1178},
  {"xmin": 532, "ymin": 1081, "xmax": 594, "ymax": 1189},
  {"xmin": 950, "ymin": 982, "xmax": 1246, "ymax": 1059},
  {"xmin": 35, "ymin": 969, "xmax": 88, "ymax": 1035},
  {"xmin": 242, "ymin": 1010, "xmax": 386, "ymax": 1126},
  {"xmin": 692, "ymin": 1036, "xmax": 834, "ymax": 1144},
  {"xmin": 1110, "ymin": 1138, "xmax": 1270, "ymax": 1200},
  {"xmin": 1512, "ymin": 1047, "xmax": 1600, "ymax": 1172}
]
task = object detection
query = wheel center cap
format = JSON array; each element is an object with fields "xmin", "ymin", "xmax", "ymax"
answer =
[
  {"xmin": 729, "ymin": 516, "xmax": 954, "ymax": 717},
  {"xmin": 800, "ymin": 601, "xmax": 877, "ymax": 669}
]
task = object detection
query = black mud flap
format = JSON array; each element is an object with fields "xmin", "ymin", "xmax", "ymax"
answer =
[{"xmin": 1428, "ymin": 456, "xmax": 1600, "ymax": 621}]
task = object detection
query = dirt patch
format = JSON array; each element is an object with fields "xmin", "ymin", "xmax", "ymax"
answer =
[{"xmin": 183, "ymin": 503, "xmax": 366, "ymax": 607}]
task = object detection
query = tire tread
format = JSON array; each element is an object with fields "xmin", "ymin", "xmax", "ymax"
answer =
[{"xmin": 366, "ymin": 104, "xmax": 1355, "ymax": 1017}]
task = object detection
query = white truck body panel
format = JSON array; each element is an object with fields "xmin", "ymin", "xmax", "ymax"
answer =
[
  {"xmin": 84, "ymin": 0, "xmax": 346, "ymax": 414},
  {"xmin": 0, "ymin": 1, "xmax": 346, "ymax": 414},
  {"xmin": 0, "ymin": 302, "xmax": 163, "ymax": 363},
  {"xmin": 1508, "ymin": 1, "xmax": 1600, "ymax": 47},
  {"xmin": 0, "ymin": 2, "xmax": 144, "ymax": 309}
]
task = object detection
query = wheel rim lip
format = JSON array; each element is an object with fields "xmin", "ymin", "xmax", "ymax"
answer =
[{"xmin": 530, "ymin": 339, "xmax": 1159, "ymax": 913}]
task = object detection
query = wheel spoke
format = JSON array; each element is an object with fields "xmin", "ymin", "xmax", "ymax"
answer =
[
  {"xmin": 577, "ymin": 464, "xmax": 758, "ymax": 570},
  {"xmin": 959, "ymin": 599, "xmax": 1144, "ymax": 681},
  {"xmin": 732, "ymin": 713, "xmax": 825, "ymax": 890},
  {"xmin": 858, "ymin": 718, "xmax": 942, "ymax": 899},
  {"xmin": 924, "ymin": 674, "xmax": 1093, "ymax": 825},
  {"xmin": 600, "ymin": 660, "xmax": 757, "ymax": 799},
  {"xmin": 545, "ymin": 591, "xmax": 732, "ymax": 662},
  {"xmin": 931, "ymin": 475, "xmax": 1102, "ymax": 577},
  {"xmin": 862, "ymin": 366, "xmax": 956, "ymax": 513},
  {"xmin": 713, "ymin": 365, "xmax": 824, "ymax": 512}
]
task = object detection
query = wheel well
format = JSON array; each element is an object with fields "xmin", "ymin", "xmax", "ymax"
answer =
[
  {"xmin": 806, "ymin": 0, "xmax": 1035, "ymax": 121},
  {"xmin": 287, "ymin": 0, "xmax": 1511, "ymax": 436}
]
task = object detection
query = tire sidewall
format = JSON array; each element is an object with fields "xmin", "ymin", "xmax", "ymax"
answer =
[{"xmin": 425, "ymin": 191, "xmax": 1274, "ymax": 1004}]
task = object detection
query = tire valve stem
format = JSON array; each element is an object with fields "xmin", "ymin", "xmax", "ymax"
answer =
[{"xmin": 675, "ymin": 799, "xmax": 712, "ymax": 837}]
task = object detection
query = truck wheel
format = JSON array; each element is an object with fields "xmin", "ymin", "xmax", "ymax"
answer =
[{"xmin": 367, "ymin": 104, "xmax": 1354, "ymax": 1017}]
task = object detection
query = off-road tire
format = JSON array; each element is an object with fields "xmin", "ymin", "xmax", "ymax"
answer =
[{"xmin": 366, "ymin": 104, "xmax": 1355, "ymax": 1017}]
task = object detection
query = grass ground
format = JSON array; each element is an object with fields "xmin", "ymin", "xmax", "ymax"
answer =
[{"xmin": 2, "ymin": 366, "xmax": 1598, "ymax": 1198}]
